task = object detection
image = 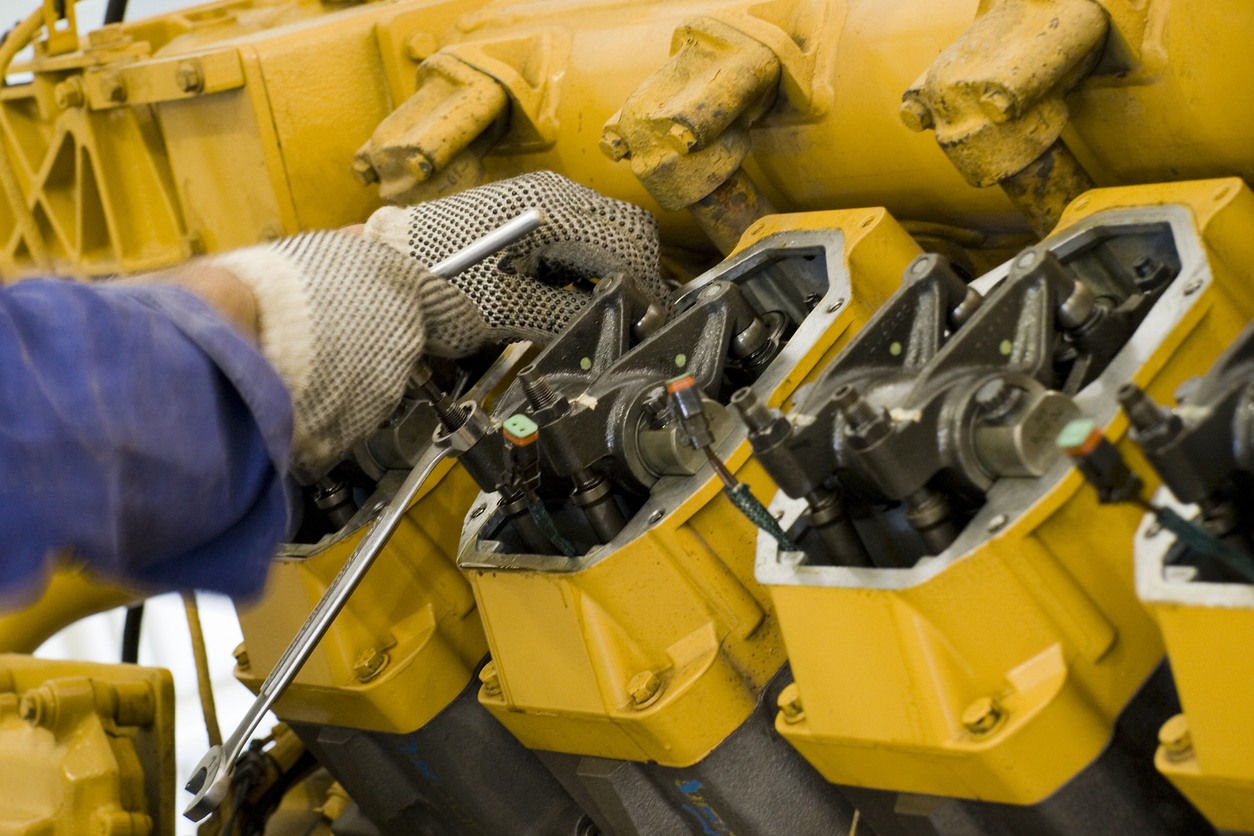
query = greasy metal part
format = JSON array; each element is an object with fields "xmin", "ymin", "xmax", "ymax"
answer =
[
  {"xmin": 184, "ymin": 441, "xmax": 453, "ymax": 822},
  {"xmin": 289, "ymin": 661, "xmax": 591, "ymax": 836},
  {"xmin": 536, "ymin": 666, "xmax": 864, "ymax": 836},
  {"xmin": 312, "ymin": 477, "xmax": 358, "ymax": 530},
  {"xmin": 902, "ymin": 0, "xmax": 1108, "ymax": 234},
  {"xmin": 998, "ymin": 139, "xmax": 1099, "ymax": 237},
  {"xmin": 570, "ymin": 469, "xmax": 626, "ymax": 543},
  {"xmin": 689, "ymin": 166, "xmax": 779, "ymax": 255},
  {"xmin": 904, "ymin": 488, "xmax": 959, "ymax": 555},
  {"xmin": 755, "ymin": 183, "xmax": 1254, "ymax": 807},
  {"xmin": 0, "ymin": 654, "xmax": 175, "ymax": 836}
]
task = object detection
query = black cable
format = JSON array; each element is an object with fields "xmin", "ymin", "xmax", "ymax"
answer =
[
  {"xmin": 103, "ymin": 0, "xmax": 128, "ymax": 25},
  {"xmin": 121, "ymin": 603, "xmax": 143, "ymax": 664}
]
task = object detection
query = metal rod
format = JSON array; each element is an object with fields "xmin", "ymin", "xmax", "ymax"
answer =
[{"xmin": 429, "ymin": 208, "xmax": 545, "ymax": 279}]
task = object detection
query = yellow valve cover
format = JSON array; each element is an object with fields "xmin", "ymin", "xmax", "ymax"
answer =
[
  {"xmin": 459, "ymin": 208, "xmax": 922, "ymax": 766},
  {"xmin": 757, "ymin": 178, "xmax": 1254, "ymax": 805}
]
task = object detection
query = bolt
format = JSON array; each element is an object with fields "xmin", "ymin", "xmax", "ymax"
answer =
[
  {"xmin": 100, "ymin": 73, "xmax": 127, "ymax": 104},
  {"xmin": 519, "ymin": 365, "xmax": 560, "ymax": 410},
  {"xmin": 899, "ymin": 97, "xmax": 933, "ymax": 132},
  {"xmin": 961, "ymin": 696, "xmax": 1005, "ymax": 736},
  {"xmin": 668, "ymin": 121, "xmax": 698, "ymax": 153},
  {"xmin": 1184, "ymin": 278, "xmax": 1204, "ymax": 295},
  {"xmin": 627, "ymin": 670, "xmax": 663, "ymax": 708},
  {"xmin": 832, "ymin": 385, "xmax": 891, "ymax": 448},
  {"xmin": 479, "ymin": 661, "xmax": 502, "ymax": 698},
  {"xmin": 826, "ymin": 297, "xmax": 845, "ymax": 313},
  {"xmin": 351, "ymin": 158, "xmax": 379, "ymax": 186},
  {"xmin": 979, "ymin": 87, "xmax": 1015, "ymax": 123},
  {"xmin": 353, "ymin": 648, "xmax": 389, "ymax": 683},
  {"xmin": 18, "ymin": 690, "xmax": 50, "ymax": 727},
  {"xmin": 599, "ymin": 129, "xmax": 631, "ymax": 162},
  {"xmin": 1145, "ymin": 521, "xmax": 1162, "ymax": 538},
  {"xmin": 54, "ymin": 77, "xmax": 84, "ymax": 109},
  {"xmin": 471, "ymin": 504, "xmax": 487, "ymax": 519},
  {"xmin": 175, "ymin": 60, "xmax": 203, "ymax": 93},
  {"xmin": 1158, "ymin": 714, "xmax": 1194, "ymax": 762},
  {"xmin": 778, "ymin": 683, "xmax": 805, "ymax": 724},
  {"xmin": 647, "ymin": 508, "xmax": 665, "ymax": 525},
  {"xmin": 986, "ymin": 514, "xmax": 1008, "ymax": 533},
  {"xmin": 233, "ymin": 642, "xmax": 250, "ymax": 671},
  {"xmin": 111, "ymin": 682, "xmax": 155, "ymax": 727},
  {"xmin": 1117, "ymin": 383, "xmax": 1181, "ymax": 444},
  {"xmin": 405, "ymin": 32, "xmax": 436, "ymax": 62}
]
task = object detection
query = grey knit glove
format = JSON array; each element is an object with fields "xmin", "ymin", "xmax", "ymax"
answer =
[
  {"xmin": 213, "ymin": 232, "xmax": 487, "ymax": 477},
  {"xmin": 363, "ymin": 171, "xmax": 669, "ymax": 343}
]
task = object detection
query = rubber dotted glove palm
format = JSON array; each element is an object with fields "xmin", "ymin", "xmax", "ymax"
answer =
[
  {"xmin": 363, "ymin": 171, "xmax": 670, "ymax": 343},
  {"xmin": 213, "ymin": 232, "xmax": 487, "ymax": 478}
]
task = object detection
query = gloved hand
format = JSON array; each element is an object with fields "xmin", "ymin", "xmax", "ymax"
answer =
[
  {"xmin": 214, "ymin": 172, "xmax": 665, "ymax": 477},
  {"xmin": 363, "ymin": 170, "xmax": 669, "ymax": 343}
]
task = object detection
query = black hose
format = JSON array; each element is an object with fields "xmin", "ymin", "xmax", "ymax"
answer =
[
  {"xmin": 103, "ymin": 0, "xmax": 128, "ymax": 25},
  {"xmin": 121, "ymin": 603, "xmax": 143, "ymax": 664}
]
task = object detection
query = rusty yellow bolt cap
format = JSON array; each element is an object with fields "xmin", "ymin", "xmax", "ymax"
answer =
[
  {"xmin": 899, "ymin": 98, "xmax": 933, "ymax": 132},
  {"xmin": 777, "ymin": 683, "xmax": 805, "ymax": 724},
  {"xmin": 961, "ymin": 696, "xmax": 1005, "ymax": 736},
  {"xmin": 1159, "ymin": 713, "xmax": 1194, "ymax": 761},
  {"xmin": 627, "ymin": 670, "xmax": 662, "ymax": 708},
  {"xmin": 599, "ymin": 130, "xmax": 630, "ymax": 162}
]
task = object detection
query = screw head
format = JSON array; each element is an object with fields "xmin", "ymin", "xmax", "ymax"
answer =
[
  {"xmin": 353, "ymin": 648, "xmax": 389, "ymax": 683},
  {"xmin": 479, "ymin": 661, "xmax": 502, "ymax": 697},
  {"xmin": 778, "ymin": 683, "xmax": 805, "ymax": 724},
  {"xmin": 1159, "ymin": 713, "xmax": 1194, "ymax": 761},
  {"xmin": 176, "ymin": 60, "xmax": 204, "ymax": 93},
  {"xmin": 647, "ymin": 508, "xmax": 665, "ymax": 525},
  {"xmin": 826, "ymin": 297, "xmax": 845, "ymax": 314},
  {"xmin": 986, "ymin": 514, "xmax": 1008, "ymax": 534},
  {"xmin": 961, "ymin": 696, "xmax": 1005, "ymax": 736},
  {"xmin": 627, "ymin": 670, "xmax": 662, "ymax": 708},
  {"xmin": 1183, "ymin": 278, "xmax": 1204, "ymax": 295}
]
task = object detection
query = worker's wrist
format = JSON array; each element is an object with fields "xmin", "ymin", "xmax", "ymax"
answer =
[{"xmin": 113, "ymin": 261, "xmax": 261, "ymax": 346}]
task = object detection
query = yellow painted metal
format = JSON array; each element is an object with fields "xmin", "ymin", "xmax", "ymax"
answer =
[
  {"xmin": 465, "ymin": 208, "xmax": 921, "ymax": 766},
  {"xmin": 234, "ymin": 345, "xmax": 533, "ymax": 734},
  {"xmin": 234, "ymin": 458, "xmax": 488, "ymax": 733},
  {"xmin": 0, "ymin": 566, "xmax": 140, "ymax": 654},
  {"xmin": 764, "ymin": 178, "xmax": 1254, "ymax": 805},
  {"xmin": 3, "ymin": 0, "xmax": 1254, "ymax": 279},
  {"xmin": 0, "ymin": 653, "xmax": 175, "ymax": 836}
]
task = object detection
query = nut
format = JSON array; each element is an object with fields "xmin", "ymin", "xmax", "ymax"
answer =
[
  {"xmin": 55, "ymin": 77, "xmax": 85, "ymax": 109},
  {"xmin": 1158, "ymin": 713, "xmax": 1194, "ymax": 762},
  {"xmin": 479, "ymin": 660, "xmax": 502, "ymax": 698},
  {"xmin": 175, "ymin": 60, "xmax": 203, "ymax": 94},
  {"xmin": 667, "ymin": 121, "xmax": 698, "ymax": 153},
  {"xmin": 961, "ymin": 696, "xmax": 1005, "ymax": 736},
  {"xmin": 353, "ymin": 648, "xmax": 389, "ymax": 683},
  {"xmin": 978, "ymin": 87, "xmax": 1015, "ymax": 123},
  {"xmin": 777, "ymin": 683, "xmax": 805, "ymax": 724},
  {"xmin": 233, "ymin": 642, "xmax": 250, "ymax": 671},
  {"xmin": 627, "ymin": 670, "xmax": 663, "ymax": 708}
]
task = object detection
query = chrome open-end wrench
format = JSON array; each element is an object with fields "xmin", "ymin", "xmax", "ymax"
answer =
[{"xmin": 183, "ymin": 208, "xmax": 545, "ymax": 822}]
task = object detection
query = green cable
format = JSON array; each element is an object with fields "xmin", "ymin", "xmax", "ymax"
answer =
[{"xmin": 725, "ymin": 483, "xmax": 800, "ymax": 552}]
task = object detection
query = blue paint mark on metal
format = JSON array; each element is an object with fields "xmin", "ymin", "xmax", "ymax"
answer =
[
  {"xmin": 398, "ymin": 735, "xmax": 419, "ymax": 755},
  {"xmin": 678, "ymin": 779, "xmax": 703, "ymax": 793},
  {"xmin": 417, "ymin": 760, "xmax": 439, "ymax": 781},
  {"xmin": 681, "ymin": 804, "xmax": 724, "ymax": 836},
  {"xmin": 675, "ymin": 777, "xmax": 735, "ymax": 835}
]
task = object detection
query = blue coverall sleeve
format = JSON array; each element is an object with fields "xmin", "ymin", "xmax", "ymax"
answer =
[{"xmin": 0, "ymin": 280, "xmax": 295, "ymax": 601}]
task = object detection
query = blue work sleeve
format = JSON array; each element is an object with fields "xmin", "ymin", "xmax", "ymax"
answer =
[{"xmin": 0, "ymin": 280, "xmax": 295, "ymax": 601}]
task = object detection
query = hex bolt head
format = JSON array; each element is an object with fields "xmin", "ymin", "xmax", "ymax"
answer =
[
  {"xmin": 961, "ymin": 696, "xmax": 1005, "ymax": 736},
  {"xmin": 599, "ymin": 129, "xmax": 631, "ymax": 162},
  {"xmin": 175, "ymin": 60, "xmax": 203, "ymax": 93},
  {"xmin": 627, "ymin": 670, "xmax": 662, "ymax": 708},
  {"xmin": 978, "ymin": 87, "xmax": 1015, "ymax": 123},
  {"xmin": 351, "ymin": 158, "xmax": 380, "ymax": 186},
  {"xmin": 899, "ymin": 97, "xmax": 933, "ymax": 132},
  {"xmin": 1159, "ymin": 714, "xmax": 1194, "ymax": 762},
  {"xmin": 975, "ymin": 378, "xmax": 1023, "ymax": 422},
  {"xmin": 479, "ymin": 661, "xmax": 502, "ymax": 698},
  {"xmin": 101, "ymin": 74, "xmax": 127, "ymax": 104},
  {"xmin": 54, "ymin": 77, "xmax": 85, "ymax": 109},
  {"xmin": 777, "ymin": 683, "xmax": 805, "ymax": 724},
  {"xmin": 232, "ymin": 642, "xmax": 250, "ymax": 671},
  {"xmin": 353, "ymin": 648, "xmax": 389, "ymax": 683},
  {"xmin": 667, "ymin": 121, "xmax": 698, "ymax": 153}
]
